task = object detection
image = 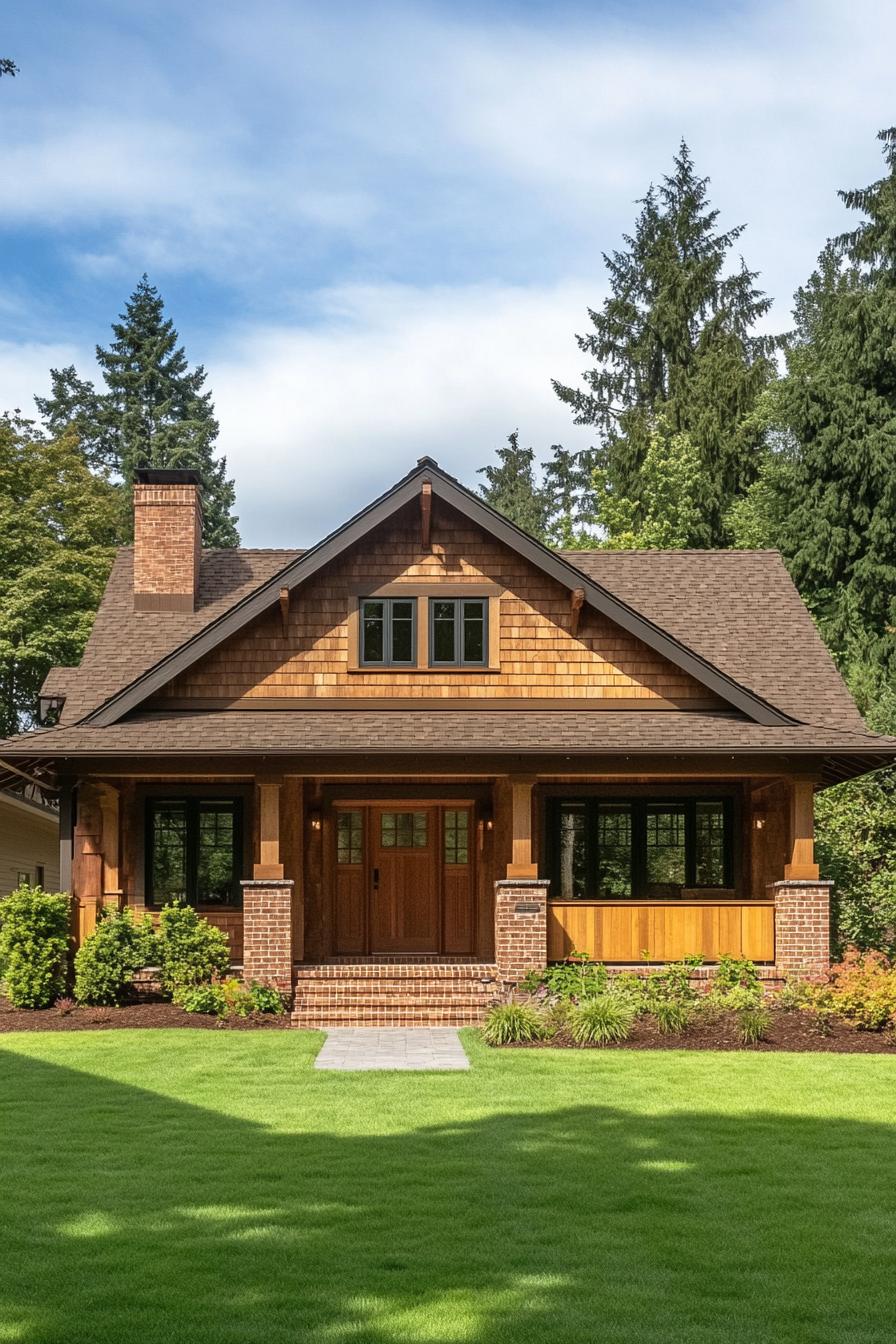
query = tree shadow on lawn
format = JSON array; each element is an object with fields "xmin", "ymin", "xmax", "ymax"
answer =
[{"xmin": 1, "ymin": 1048, "xmax": 894, "ymax": 1344}]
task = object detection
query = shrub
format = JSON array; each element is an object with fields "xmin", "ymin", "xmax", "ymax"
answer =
[
  {"xmin": 521, "ymin": 957, "xmax": 609, "ymax": 1001},
  {"xmin": 175, "ymin": 977, "xmax": 285, "ymax": 1019},
  {"xmin": 248, "ymin": 982, "xmax": 286, "ymax": 1015},
  {"xmin": 652, "ymin": 998, "xmax": 693, "ymax": 1035},
  {"xmin": 738, "ymin": 1005, "xmax": 772, "ymax": 1045},
  {"xmin": 0, "ymin": 884, "xmax": 71, "ymax": 1008},
  {"xmin": 481, "ymin": 1002, "xmax": 545, "ymax": 1046},
  {"xmin": 156, "ymin": 903, "xmax": 230, "ymax": 995},
  {"xmin": 567, "ymin": 995, "xmax": 636, "ymax": 1045},
  {"xmin": 74, "ymin": 908, "xmax": 157, "ymax": 1006},
  {"xmin": 541, "ymin": 997, "xmax": 572, "ymax": 1038},
  {"xmin": 703, "ymin": 984, "xmax": 762, "ymax": 1014},
  {"xmin": 823, "ymin": 948, "xmax": 896, "ymax": 1031},
  {"xmin": 714, "ymin": 955, "xmax": 760, "ymax": 994},
  {"xmin": 644, "ymin": 958, "xmax": 702, "ymax": 1005}
]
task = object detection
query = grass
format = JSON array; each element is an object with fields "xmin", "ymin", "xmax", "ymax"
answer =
[{"xmin": 1, "ymin": 1030, "xmax": 895, "ymax": 1343}]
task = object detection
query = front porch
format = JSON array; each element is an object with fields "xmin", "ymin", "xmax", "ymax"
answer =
[{"xmin": 64, "ymin": 762, "xmax": 833, "ymax": 1020}]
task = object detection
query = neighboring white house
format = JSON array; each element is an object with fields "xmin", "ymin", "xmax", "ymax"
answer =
[{"xmin": 0, "ymin": 790, "xmax": 60, "ymax": 897}]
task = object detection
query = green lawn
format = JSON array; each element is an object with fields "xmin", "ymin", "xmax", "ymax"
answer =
[{"xmin": 1, "ymin": 1032, "xmax": 895, "ymax": 1344}]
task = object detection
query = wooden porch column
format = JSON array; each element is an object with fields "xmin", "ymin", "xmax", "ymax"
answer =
[
  {"xmin": 784, "ymin": 777, "xmax": 820, "ymax": 880},
  {"xmin": 99, "ymin": 784, "xmax": 123, "ymax": 910},
  {"xmin": 506, "ymin": 775, "xmax": 538, "ymax": 880},
  {"xmin": 254, "ymin": 778, "xmax": 285, "ymax": 880},
  {"xmin": 72, "ymin": 782, "xmax": 104, "ymax": 946}
]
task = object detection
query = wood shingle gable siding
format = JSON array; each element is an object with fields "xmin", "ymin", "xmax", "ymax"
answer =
[{"xmin": 157, "ymin": 506, "xmax": 720, "ymax": 705}]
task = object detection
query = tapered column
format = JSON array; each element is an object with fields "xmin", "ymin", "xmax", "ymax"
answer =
[
  {"xmin": 254, "ymin": 778, "xmax": 284, "ymax": 880},
  {"xmin": 784, "ymin": 778, "xmax": 820, "ymax": 881},
  {"xmin": 506, "ymin": 775, "xmax": 538, "ymax": 880}
]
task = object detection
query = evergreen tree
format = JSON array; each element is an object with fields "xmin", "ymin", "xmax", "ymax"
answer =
[
  {"xmin": 774, "ymin": 128, "xmax": 896, "ymax": 674},
  {"xmin": 541, "ymin": 445, "xmax": 599, "ymax": 546},
  {"xmin": 36, "ymin": 277, "xmax": 239, "ymax": 546},
  {"xmin": 0, "ymin": 415, "xmax": 120, "ymax": 736},
  {"xmin": 553, "ymin": 142, "xmax": 777, "ymax": 545},
  {"xmin": 477, "ymin": 431, "xmax": 549, "ymax": 539}
]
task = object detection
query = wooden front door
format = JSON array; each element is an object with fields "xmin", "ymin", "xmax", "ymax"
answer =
[{"xmin": 370, "ymin": 806, "xmax": 439, "ymax": 953}]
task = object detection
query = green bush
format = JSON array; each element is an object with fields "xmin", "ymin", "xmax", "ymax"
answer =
[
  {"xmin": 74, "ymin": 908, "xmax": 157, "ymax": 1006},
  {"xmin": 714, "ymin": 955, "xmax": 760, "ymax": 994},
  {"xmin": 156, "ymin": 903, "xmax": 230, "ymax": 994},
  {"xmin": 567, "ymin": 995, "xmax": 636, "ymax": 1045},
  {"xmin": 481, "ymin": 1002, "xmax": 545, "ymax": 1046},
  {"xmin": 175, "ymin": 977, "xmax": 285, "ymax": 1019},
  {"xmin": 0, "ymin": 884, "xmax": 71, "ymax": 1008},
  {"xmin": 738, "ymin": 1005, "xmax": 772, "ymax": 1044},
  {"xmin": 652, "ymin": 998, "xmax": 693, "ymax": 1035},
  {"xmin": 521, "ymin": 957, "xmax": 609, "ymax": 1000},
  {"xmin": 643, "ymin": 958, "xmax": 702, "ymax": 1005}
]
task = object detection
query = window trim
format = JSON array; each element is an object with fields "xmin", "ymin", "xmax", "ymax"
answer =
[
  {"xmin": 346, "ymin": 586, "xmax": 502, "ymax": 673},
  {"xmin": 140, "ymin": 786, "xmax": 250, "ymax": 909},
  {"xmin": 428, "ymin": 597, "xmax": 489, "ymax": 668},
  {"xmin": 359, "ymin": 596, "xmax": 418, "ymax": 668},
  {"xmin": 546, "ymin": 795, "xmax": 735, "ymax": 900}
]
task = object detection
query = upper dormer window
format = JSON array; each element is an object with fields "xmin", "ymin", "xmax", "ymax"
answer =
[
  {"xmin": 429, "ymin": 598, "xmax": 487, "ymax": 667},
  {"xmin": 360, "ymin": 598, "xmax": 416, "ymax": 666}
]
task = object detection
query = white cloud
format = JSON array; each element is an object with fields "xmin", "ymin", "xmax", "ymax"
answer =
[
  {"xmin": 0, "ymin": 341, "xmax": 88, "ymax": 420},
  {"xmin": 211, "ymin": 280, "xmax": 597, "ymax": 546}
]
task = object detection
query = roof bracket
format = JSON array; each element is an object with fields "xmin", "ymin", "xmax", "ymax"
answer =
[
  {"xmin": 279, "ymin": 586, "xmax": 290, "ymax": 638},
  {"xmin": 569, "ymin": 588, "xmax": 585, "ymax": 637},
  {"xmin": 420, "ymin": 481, "xmax": 432, "ymax": 550}
]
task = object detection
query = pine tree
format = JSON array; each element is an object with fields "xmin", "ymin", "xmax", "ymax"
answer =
[
  {"xmin": 775, "ymin": 128, "xmax": 896, "ymax": 674},
  {"xmin": 541, "ymin": 445, "xmax": 599, "ymax": 546},
  {"xmin": 553, "ymin": 142, "xmax": 777, "ymax": 545},
  {"xmin": 477, "ymin": 431, "xmax": 549, "ymax": 539},
  {"xmin": 36, "ymin": 277, "xmax": 239, "ymax": 546}
]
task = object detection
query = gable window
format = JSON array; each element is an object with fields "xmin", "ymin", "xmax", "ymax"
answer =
[
  {"xmin": 146, "ymin": 797, "xmax": 243, "ymax": 906},
  {"xmin": 548, "ymin": 797, "xmax": 733, "ymax": 900},
  {"xmin": 429, "ymin": 598, "xmax": 487, "ymax": 666},
  {"xmin": 360, "ymin": 598, "xmax": 416, "ymax": 666}
]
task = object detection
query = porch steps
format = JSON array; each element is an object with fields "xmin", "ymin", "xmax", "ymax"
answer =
[{"xmin": 291, "ymin": 960, "xmax": 502, "ymax": 1028}]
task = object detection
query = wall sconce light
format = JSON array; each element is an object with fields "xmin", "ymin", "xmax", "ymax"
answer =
[
  {"xmin": 753, "ymin": 813, "xmax": 767, "ymax": 832},
  {"xmin": 480, "ymin": 805, "xmax": 494, "ymax": 832},
  {"xmin": 309, "ymin": 808, "xmax": 322, "ymax": 831}
]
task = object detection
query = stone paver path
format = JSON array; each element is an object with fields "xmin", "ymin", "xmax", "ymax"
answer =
[{"xmin": 314, "ymin": 1027, "xmax": 470, "ymax": 1071}]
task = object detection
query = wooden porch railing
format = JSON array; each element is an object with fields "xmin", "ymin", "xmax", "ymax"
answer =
[{"xmin": 547, "ymin": 899, "xmax": 776, "ymax": 964}]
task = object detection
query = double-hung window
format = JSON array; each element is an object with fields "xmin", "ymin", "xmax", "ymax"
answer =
[
  {"xmin": 146, "ymin": 797, "xmax": 244, "ymax": 906},
  {"xmin": 360, "ymin": 598, "xmax": 416, "ymax": 666},
  {"xmin": 429, "ymin": 598, "xmax": 487, "ymax": 666},
  {"xmin": 548, "ymin": 796, "xmax": 733, "ymax": 900}
]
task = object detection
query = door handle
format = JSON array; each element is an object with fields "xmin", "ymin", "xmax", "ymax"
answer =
[{"xmin": 372, "ymin": 867, "xmax": 379, "ymax": 890}]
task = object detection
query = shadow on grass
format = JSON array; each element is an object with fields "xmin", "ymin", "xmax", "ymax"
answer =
[{"xmin": 1, "ymin": 1045, "xmax": 894, "ymax": 1344}]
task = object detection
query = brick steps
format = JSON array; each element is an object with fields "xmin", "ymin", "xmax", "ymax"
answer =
[{"xmin": 291, "ymin": 961, "xmax": 501, "ymax": 1027}]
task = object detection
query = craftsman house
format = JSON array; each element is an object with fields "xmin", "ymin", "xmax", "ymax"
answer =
[{"xmin": 2, "ymin": 459, "xmax": 894, "ymax": 1024}]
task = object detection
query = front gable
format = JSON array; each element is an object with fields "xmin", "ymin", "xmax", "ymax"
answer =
[
  {"xmin": 85, "ymin": 459, "xmax": 791, "ymax": 726},
  {"xmin": 154, "ymin": 500, "xmax": 724, "ymax": 708}
]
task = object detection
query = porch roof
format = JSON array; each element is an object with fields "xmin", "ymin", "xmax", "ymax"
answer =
[{"xmin": 3, "ymin": 709, "xmax": 894, "ymax": 785}]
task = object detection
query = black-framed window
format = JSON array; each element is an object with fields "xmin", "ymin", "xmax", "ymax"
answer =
[
  {"xmin": 548, "ymin": 797, "xmax": 733, "ymax": 900},
  {"xmin": 360, "ymin": 598, "xmax": 416, "ymax": 666},
  {"xmin": 429, "ymin": 598, "xmax": 487, "ymax": 666},
  {"xmin": 146, "ymin": 797, "xmax": 243, "ymax": 906}
]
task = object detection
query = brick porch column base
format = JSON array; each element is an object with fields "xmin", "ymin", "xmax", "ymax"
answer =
[
  {"xmin": 241, "ymin": 879, "xmax": 294, "ymax": 997},
  {"xmin": 495, "ymin": 880, "xmax": 549, "ymax": 987},
  {"xmin": 769, "ymin": 880, "xmax": 833, "ymax": 979}
]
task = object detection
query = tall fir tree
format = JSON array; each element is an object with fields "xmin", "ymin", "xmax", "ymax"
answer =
[
  {"xmin": 36, "ymin": 276, "xmax": 239, "ymax": 546},
  {"xmin": 773, "ymin": 128, "xmax": 896, "ymax": 675},
  {"xmin": 553, "ymin": 142, "xmax": 778, "ymax": 545},
  {"xmin": 477, "ymin": 431, "xmax": 549, "ymax": 539},
  {"xmin": 541, "ymin": 446, "xmax": 599, "ymax": 546}
]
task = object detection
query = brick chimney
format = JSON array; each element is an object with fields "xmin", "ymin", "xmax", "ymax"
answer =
[{"xmin": 133, "ymin": 469, "xmax": 202, "ymax": 611}]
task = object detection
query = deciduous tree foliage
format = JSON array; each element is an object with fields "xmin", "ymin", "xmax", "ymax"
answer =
[
  {"xmin": 553, "ymin": 142, "xmax": 778, "ymax": 545},
  {"xmin": 590, "ymin": 420, "xmax": 714, "ymax": 550},
  {"xmin": 0, "ymin": 416, "xmax": 120, "ymax": 736},
  {"xmin": 36, "ymin": 276, "xmax": 239, "ymax": 546}
]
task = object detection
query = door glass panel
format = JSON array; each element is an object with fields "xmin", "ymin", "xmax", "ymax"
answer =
[
  {"xmin": 196, "ymin": 802, "xmax": 237, "ymax": 904},
  {"xmin": 557, "ymin": 802, "xmax": 586, "ymax": 899},
  {"xmin": 361, "ymin": 600, "xmax": 385, "ymax": 663},
  {"xmin": 431, "ymin": 601, "xmax": 456, "ymax": 663},
  {"xmin": 337, "ymin": 810, "xmax": 363, "ymax": 865},
  {"xmin": 596, "ymin": 803, "xmax": 632, "ymax": 897},
  {"xmin": 646, "ymin": 805, "xmax": 686, "ymax": 889},
  {"xmin": 380, "ymin": 811, "xmax": 428, "ymax": 848},
  {"xmin": 443, "ymin": 809, "xmax": 469, "ymax": 864},
  {"xmin": 151, "ymin": 800, "xmax": 188, "ymax": 902},
  {"xmin": 695, "ymin": 802, "xmax": 726, "ymax": 886},
  {"xmin": 462, "ymin": 600, "xmax": 485, "ymax": 663}
]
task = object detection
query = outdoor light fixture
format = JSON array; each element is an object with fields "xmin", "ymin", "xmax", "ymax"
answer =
[{"xmin": 309, "ymin": 808, "xmax": 322, "ymax": 831}]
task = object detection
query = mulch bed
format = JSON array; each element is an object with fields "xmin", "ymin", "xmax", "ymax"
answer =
[
  {"xmin": 502, "ymin": 1010, "xmax": 896, "ymax": 1053},
  {"xmin": 0, "ymin": 996, "xmax": 291, "ymax": 1032}
]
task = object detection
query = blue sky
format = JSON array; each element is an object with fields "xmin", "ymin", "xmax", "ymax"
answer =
[{"xmin": 2, "ymin": 0, "xmax": 894, "ymax": 544}]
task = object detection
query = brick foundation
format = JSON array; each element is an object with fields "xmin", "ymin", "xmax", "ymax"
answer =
[
  {"xmin": 495, "ymin": 880, "xmax": 549, "ymax": 986},
  {"xmin": 769, "ymin": 880, "xmax": 832, "ymax": 978},
  {"xmin": 241, "ymin": 879, "xmax": 294, "ymax": 996}
]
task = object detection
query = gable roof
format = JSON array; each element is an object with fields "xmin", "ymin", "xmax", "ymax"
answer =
[{"xmin": 76, "ymin": 459, "xmax": 792, "ymax": 728}]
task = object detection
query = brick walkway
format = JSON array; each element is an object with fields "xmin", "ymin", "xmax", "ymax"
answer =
[{"xmin": 314, "ymin": 1028, "xmax": 470, "ymax": 1071}]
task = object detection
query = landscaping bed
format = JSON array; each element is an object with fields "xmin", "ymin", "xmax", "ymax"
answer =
[
  {"xmin": 0, "ymin": 994, "xmax": 291, "ymax": 1031},
  {"xmin": 501, "ymin": 1007, "xmax": 896, "ymax": 1052}
]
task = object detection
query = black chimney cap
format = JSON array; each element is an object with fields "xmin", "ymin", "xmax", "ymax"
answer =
[{"xmin": 134, "ymin": 468, "xmax": 202, "ymax": 487}]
